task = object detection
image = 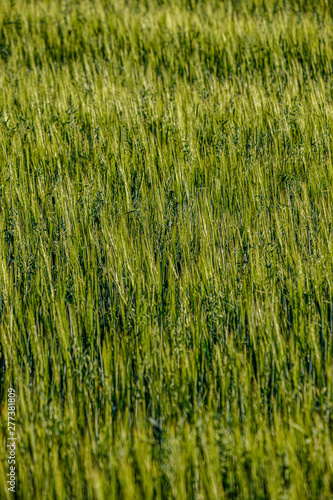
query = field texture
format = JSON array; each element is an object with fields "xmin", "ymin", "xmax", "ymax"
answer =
[{"xmin": 1, "ymin": 0, "xmax": 333, "ymax": 498}]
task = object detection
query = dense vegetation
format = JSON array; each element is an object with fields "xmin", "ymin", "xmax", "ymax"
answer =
[{"xmin": 0, "ymin": 0, "xmax": 333, "ymax": 498}]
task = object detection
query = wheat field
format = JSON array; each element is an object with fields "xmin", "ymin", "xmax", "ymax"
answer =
[{"xmin": 0, "ymin": 0, "xmax": 333, "ymax": 498}]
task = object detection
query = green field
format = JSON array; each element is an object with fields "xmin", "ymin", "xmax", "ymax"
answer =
[{"xmin": 0, "ymin": 0, "xmax": 333, "ymax": 498}]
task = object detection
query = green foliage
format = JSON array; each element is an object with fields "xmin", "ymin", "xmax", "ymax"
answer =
[{"xmin": 0, "ymin": 0, "xmax": 333, "ymax": 498}]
